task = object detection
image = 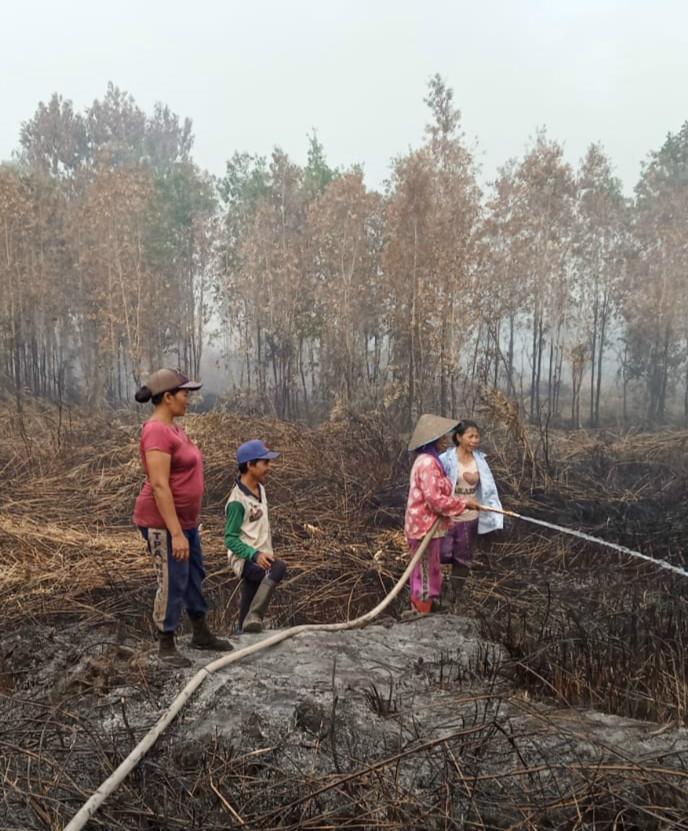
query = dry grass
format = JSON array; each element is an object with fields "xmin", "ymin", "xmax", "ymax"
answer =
[
  {"xmin": 0, "ymin": 400, "xmax": 403, "ymax": 629},
  {"xmin": 1, "ymin": 394, "xmax": 688, "ymax": 829}
]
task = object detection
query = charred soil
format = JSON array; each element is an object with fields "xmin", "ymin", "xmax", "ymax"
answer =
[{"xmin": 1, "ymin": 398, "xmax": 687, "ymax": 829}]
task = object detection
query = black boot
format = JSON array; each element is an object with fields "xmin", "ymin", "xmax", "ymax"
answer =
[
  {"xmin": 437, "ymin": 575, "xmax": 453, "ymax": 614},
  {"xmin": 242, "ymin": 577, "xmax": 278, "ymax": 633},
  {"xmin": 190, "ymin": 616, "xmax": 233, "ymax": 651},
  {"xmin": 450, "ymin": 563, "xmax": 470, "ymax": 612},
  {"xmin": 159, "ymin": 631, "xmax": 192, "ymax": 667}
]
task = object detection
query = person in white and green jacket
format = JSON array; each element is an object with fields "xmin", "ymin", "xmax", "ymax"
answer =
[{"xmin": 225, "ymin": 439, "xmax": 287, "ymax": 633}]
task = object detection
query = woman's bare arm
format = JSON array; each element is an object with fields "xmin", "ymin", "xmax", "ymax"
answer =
[{"xmin": 146, "ymin": 450, "xmax": 189, "ymax": 560}]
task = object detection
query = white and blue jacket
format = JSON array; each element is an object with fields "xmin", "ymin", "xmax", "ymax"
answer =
[{"xmin": 439, "ymin": 448, "xmax": 503, "ymax": 535}]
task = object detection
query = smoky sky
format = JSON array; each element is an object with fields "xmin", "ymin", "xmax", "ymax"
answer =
[{"xmin": 2, "ymin": 0, "xmax": 687, "ymax": 192}]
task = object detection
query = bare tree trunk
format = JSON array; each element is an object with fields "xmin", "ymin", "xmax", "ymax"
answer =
[
  {"xmin": 310, "ymin": 339, "xmax": 319, "ymax": 408},
  {"xmin": 506, "ymin": 315, "xmax": 515, "ymax": 396},
  {"xmin": 684, "ymin": 339, "xmax": 688, "ymax": 427},
  {"xmin": 439, "ymin": 317, "xmax": 447, "ymax": 414},
  {"xmin": 589, "ymin": 280, "xmax": 599, "ymax": 426},
  {"xmin": 469, "ymin": 323, "xmax": 482, "ymax": 389},
  {"xmin": 534, "ymin": 318, "xmax": 544, "ymax": 423},
  {"xmin": 298, "ymin": 336, "xmax": 309, "ymax": 420},
  {"xmin": 245, "ymin": 318, "xmax": 252, "ymax": 393},
  {"xmin": 257, "ymin": 322, "xmax": 264, "ymax": 398},
  {"xmin": 530, "ymin": 307, "xmax": 538, "ymax": 421},
  {"xmin": 492, "ymin": 320, "xmax": 501, "ymax": 390},
  {"xmin": 594, "ymin": 298, "xmax": 609, "ymax": 427},
  {"xmin": 658, "ymin": 328, "xmax": 671, "ymax": 422},
  {"xmin": 547, "ymin": 337, "xmax": 555, "ymax": 418},
  {"xmin": 622, "ymin": 344, "xmax": 629, "ymax": 427},
  {"xmin": 408, "ymin": 218, "xmax": 419, "ymax": 428}
]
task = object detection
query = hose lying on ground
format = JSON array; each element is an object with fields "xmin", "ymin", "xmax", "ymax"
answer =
[
  {"xmin": 64, "ymin": 520, "xmax": 440, "ymax": 831},
  {"xmin": 65, "ymin": 505, "xmax": 687, "ymax": 829}
]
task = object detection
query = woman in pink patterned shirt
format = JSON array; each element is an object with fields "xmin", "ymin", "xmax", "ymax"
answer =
[{"xmin": 405, "ymin": 414, "xmax": 480, "ymax": 614}]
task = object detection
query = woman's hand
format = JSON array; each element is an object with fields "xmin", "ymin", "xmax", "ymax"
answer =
[
  {"xmin": 171, "ymin": 531, "xmax": 190, "ymax": 560},
  {"xmin": 464, "ymin": 498, "xmax": 481, "ymax": 511},
  {"xmin": 255, "ymin": 551, "xmax": 275, "ymax": 570},
  {"xmin": 146, "ymin": 450, "xmax": 189, "ymax": 557}
]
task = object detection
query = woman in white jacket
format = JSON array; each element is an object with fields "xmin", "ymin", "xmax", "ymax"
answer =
[{"xmin": 439, "ymin": 420, "xmax": 502, "ymax": 607}]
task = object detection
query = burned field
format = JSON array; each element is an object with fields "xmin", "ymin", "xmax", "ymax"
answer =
[{"xmin": 1, "ymin": 400, "xmax": 687, "ymax": 830}]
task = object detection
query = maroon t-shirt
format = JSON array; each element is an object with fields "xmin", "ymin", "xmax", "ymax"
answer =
[{"xmin": 133, "ymin": 421, "xmax": 204, "ymax": 530}]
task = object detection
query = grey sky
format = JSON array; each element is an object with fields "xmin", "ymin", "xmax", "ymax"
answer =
[{"xmin": 2, "ymin": 0, "xmax": 687, "ymax": 192}]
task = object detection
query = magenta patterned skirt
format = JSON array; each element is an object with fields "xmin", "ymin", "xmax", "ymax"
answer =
[{"xmin": 408, "ymin": 537, "xmax": 443, "ymax": 603}]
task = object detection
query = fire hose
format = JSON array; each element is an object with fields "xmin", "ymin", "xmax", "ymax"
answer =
[
  {"xmin": 63, "ymin": 520, "xmax": 441, "ymax": 831},
  {"xmin": 64, "ymin": 503, "xmax": 687, "ymax": 829}
]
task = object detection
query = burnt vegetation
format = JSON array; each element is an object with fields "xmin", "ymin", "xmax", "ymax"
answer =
[
  {"xmin": 2, "ymin": 77, "xmax": 688, "ymax": 428},
  {"xmin": 1, "ymin": 73, "xmax": 688, "ymax": 830},
  {"xmin": 1, "ymin": 395, "xmax": 687, "ymax": 829}
]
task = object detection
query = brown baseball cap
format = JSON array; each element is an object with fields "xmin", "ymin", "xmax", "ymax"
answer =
[{"xmin": 144, "ymin": 368, "xmax": 202, "ymax": 396}]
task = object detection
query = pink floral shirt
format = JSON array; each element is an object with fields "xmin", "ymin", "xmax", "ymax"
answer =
[{"xmin": 404, "ymin": 454, "xmax": 467, "ymax": 541}]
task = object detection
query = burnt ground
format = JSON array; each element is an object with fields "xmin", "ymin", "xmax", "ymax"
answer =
[{"xmin": 1, "ymin": 406, "xmax": 688, "ymax": 829}]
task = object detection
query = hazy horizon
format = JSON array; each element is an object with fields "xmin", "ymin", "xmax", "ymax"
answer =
[{"xmin": 3, "ymin": 0, "xmax": 688, "ymax": 193}]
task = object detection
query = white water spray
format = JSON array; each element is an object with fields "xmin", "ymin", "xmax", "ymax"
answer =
[{"xmin": 484, "ymin": 506, "xmax": 688, "ymax": 580}]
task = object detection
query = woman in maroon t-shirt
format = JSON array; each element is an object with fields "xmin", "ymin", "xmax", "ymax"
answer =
[{"xmin": 134, "ymin": 369, "xmax": 232, "ymax": 666}]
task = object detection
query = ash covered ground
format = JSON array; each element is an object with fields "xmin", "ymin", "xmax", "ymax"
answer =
[{"xmin": 2, "ymin": 403, "xmax": 687, "ymax": 829}]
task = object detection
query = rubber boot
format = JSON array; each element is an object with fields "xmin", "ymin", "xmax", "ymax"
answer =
[
  {"xmin": 242, "ymin": 577, "xmax": 278, "ymax": 633},
  {"xmin": 158, "ymin": 631, "xmax": 192, "ymax": 668},
  {"xmin": 450, "ymin": 563, "xmax": 470, "ymax": 613},
  {"xmin": 190, "ymin": 616, "xmax": 233, "ymax": 651},
  {"xmin": 436, "ymin": 575, "xmax": 453, "ymax": 614}
]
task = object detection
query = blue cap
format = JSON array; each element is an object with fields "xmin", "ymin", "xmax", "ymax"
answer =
[{"xmin": 236, "ymin": 439, "xmax": 280, "ymax": 465}]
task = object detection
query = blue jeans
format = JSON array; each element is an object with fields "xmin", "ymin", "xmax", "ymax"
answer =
[{"xmin": 140, "ymin": 527, "xmax": 208, "ymax": 633}]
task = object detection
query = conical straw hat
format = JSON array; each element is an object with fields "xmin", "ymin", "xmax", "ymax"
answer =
[{"xmin": 407, "ymin": 414, "xmax": 460, "ymax": 451}]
